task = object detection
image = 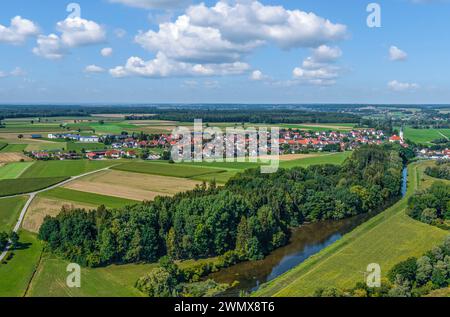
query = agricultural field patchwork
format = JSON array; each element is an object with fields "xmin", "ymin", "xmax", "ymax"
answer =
[{"xmin": 63, "ymin": 170, "xmax": 202, "ymax": 201}]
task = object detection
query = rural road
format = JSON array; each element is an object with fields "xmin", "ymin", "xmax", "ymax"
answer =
[{"xmin": 0, "ymin": 167, "xmax": 112, "ymax": 262}]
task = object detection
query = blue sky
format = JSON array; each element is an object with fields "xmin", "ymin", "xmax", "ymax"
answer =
[{"xmin": 0, "ymin": 0, "xmax": 449, "ymax": 104}]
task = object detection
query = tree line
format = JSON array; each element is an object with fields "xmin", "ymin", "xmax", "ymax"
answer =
[
  {"xmin": 151, "ymin": 109, "xmax": 359, "ymax": 124},
  {"xmin": 38, "ymin": 145, "xmax": 403, "ymax": 268},
  {"xmin": 425, "ymin": 161, "xmax": 450, "ymax": 181},
  {"xmin": 407, "ymin": 182, "xmax": 450, "ymax": 229},
  {"xmin": 315, "ymin": 236, "xmax": 450, "ymax": 297}
]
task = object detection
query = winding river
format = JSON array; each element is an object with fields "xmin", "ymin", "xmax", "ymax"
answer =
[{"xmin": 210, "ymin": 167, "xmax": 408, "ymax": 296}]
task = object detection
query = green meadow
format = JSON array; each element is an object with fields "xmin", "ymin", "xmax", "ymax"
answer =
[
  {"xmin": 0, "ymin": 177, "xmax": 68, "ymax": 197},
  {"xmin": 26, "ymin": 253, "xmax": 219, "ymax": 297},
  {"xmin": 254, "ymin": 162, "xmax": 449, "ymax": 297},
  {"xmin": 0, "ymin": 196, "xmax": 28, "ymax": 232},
  {"xmin": 20, "ymin": 160, "xmax": 117, "ymax": 178},
  {"xmin": 66, "ymin": 142, "xmax": 107, "ymax": 152},
  {"xmin": 0, "ymin": 162, "xmax": 34, "ymax": 180},
  {"xmin": 0, "ymin": 144, "xmax": 28, "ymax": 153},
  {"xmin": 40, "ymin": 187, "xmax": 139, "ymax": 209},
  {"xmin": 403, "ymin": 127, "xmax": 450, "ymax": 144}
]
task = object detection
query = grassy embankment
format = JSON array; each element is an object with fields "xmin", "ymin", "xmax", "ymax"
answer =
[{"xmin": 254, "ymin": 161, "xmax": 449, "ymax": 297}]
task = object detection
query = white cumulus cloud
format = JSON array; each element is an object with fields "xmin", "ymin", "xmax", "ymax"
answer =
[
  {"xmin": 0, "ymin": 16, "xmax": 39, "ymax": 45},
  {"xmin": 33, "ymin": 17, "xmax": 106, "ymax": 60},
  {"xmin": 117, "ymin": 0, "xmax": 347, "ymax": 79},
  {"xmin": 250, "ymin": 70, "xmax": 267, "ymax": 81},
  {"xmin": 292, "ymin": 45, "xmax": 342, "ymax": 86},
  {"xmin": 186, "ymin": 1, "xmax": 347, "ymax": 49},
  {"xmin": 32, "ymin": 34, "xmax": 66, "ymax": 60},
  {"xmin": 110, "ymin": 53, "xmax": 249, "ymax": 78},
  {"xmin": 388, "ymin": 80, "xmax": 419, "ymax": 92},
  {"xmin": 57, "ymin": 17, "xmax": 106, "ymax": 47},
  {"xmin": 101, "ymin": 47, "xmax": 113, "ymax": 57},
  {"xmin": 84, "ymin": 65, "xmax": 106, "ymax": 73},
  {"xmin": 389, "ymin": 46, "xmax": 408, "ymax": 61}
]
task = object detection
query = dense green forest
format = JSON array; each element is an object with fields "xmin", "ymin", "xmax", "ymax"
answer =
[
  {"xmin": 150, "ymin": 109, "xmax": 359, "ymax": 124},
  {"xmin": 407, "ymin": 182, "xmax": 450, "ymax": 229},
  {"xmin": 38, "ymin": 145, "xmax": 403, "ymax": 269},
  {"xmin": 425, "ymin": 161, "xmax": 450, "ymax": 180},
  {"xmin": 315, "ymin": 236, "xmax": 450, "ymax": 297},
  {"xmin": 0, "ymin": 105, "xmax": 357, "ymax": 122}
]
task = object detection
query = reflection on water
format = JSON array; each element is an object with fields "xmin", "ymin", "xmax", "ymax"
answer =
[{"xmin": 210, "ymin": 167, "xmax": 408, "ymax": 296}]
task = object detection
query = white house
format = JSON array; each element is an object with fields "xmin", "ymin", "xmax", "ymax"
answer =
[{"xmin": 79, "ymin": 136, "xmax": 99, "ymax": 143}]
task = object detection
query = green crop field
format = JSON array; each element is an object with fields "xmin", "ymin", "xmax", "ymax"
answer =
[
  {"xmin": 254, "ymin": 162, "xmax": 449, "ymax": 297},
  {"xmin": 280, "ymin": 152, "xmax": 352, "ymax": 169},
  {"xmin": 0, "ymin": 177, "xmax": 68, "ymax": 197},
  {"xmin": 191, "ymin": 170, "xmax": 239, "ymax": 184},
  {"xmin": 66, "ymin": 142, "xmax": 107, "ymax": 152},
  {"xmin": 20, "ymin": 160, "xmax": 117, "ymax": 178},
  {"xmin": 25, "ymin": 142, "xmax": 67, "ymax": 152},
  {"xmin": 0, "ymin": 231, "xmax": 43, "ymax": 297},
  {"xmin": 0, "ymin": 196, "xmax": 28, "ymax": 232},
  {"xmin": 0, "ymin": 144, "xmax": 28, "ymax": 153},
  {"xmin": 0, "ymin": 143, "xmax": 7, "ymax": 151},
  {"xmin": 40, "ymin": 187, "xmax": 139, "ymax": 209},
  {"xmin": 0, "ymin": 162, "xmax": 34, "ymax": 180},
  {"xmin": 112, "ymin": 161, "xmax": 226, "ymax": 178},
  {"xmin": 403, "ymin": 127, "xmax": 450, "ymax": 144}
]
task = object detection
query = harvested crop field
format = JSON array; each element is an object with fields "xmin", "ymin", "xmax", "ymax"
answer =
[
  {"xmin": 0, "ymin": 152, "xmax": 32, "ymax": 163},
  {"xmin": 22, "ymin": 197, "xmax": 96, "ymax": 233},
  {"xmin": 63, "ymin": 170, "xmax": 202, "ymax": 201}
]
